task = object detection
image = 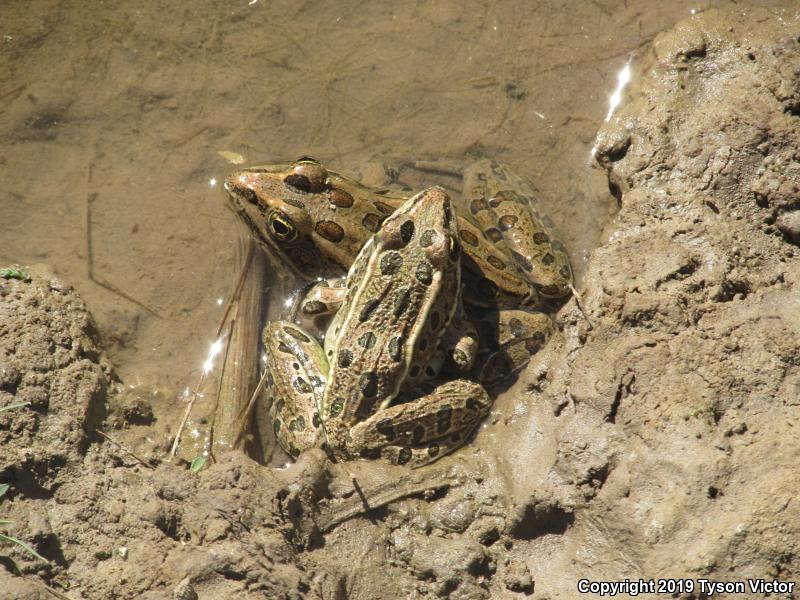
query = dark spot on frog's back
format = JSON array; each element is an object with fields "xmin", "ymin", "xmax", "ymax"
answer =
[
  {"xmin": 536, "ymin": 283, "xmax": 561, "ymax": 297},
  {"xmin": 359, "ymin": 372, "xmax": 378, "ymax": 397},
  {"xmin": 337, "ymin": 348, "xmax": 353, "ymax": 368},
  {"xmin": 362, "ymin": 213, "xmax": 385, "ymax": 233},
  {"xmin": 373, "ymin": 200, "xmax": 395, "ymax": 215},
  {"xmin": 329, "ymin": 188, "xmax": 354, "ymax": 208},
  {"xmin": 393, "ymin": 288, "xmax": 411, "ymax": 317},
  {"xmin": 541, "ymin": 253, "xmax": 555, "ymax": 266},
  {"xmin": 380, "ymin": 251, "xmax": 403, "ymax": 275},
  {"xmin": 486, "ymin": 255, "xmax": 506, "ymax": 270},
  {"xmin": 533, "ymin": 231, "xmax": 550, "ymax": 245},
  {"xmin": 498, "ymin": 215, "xmax": 518, "ymax": 230},
  {"xmin": 484, "ymin": 228, "xmax": 503, "ymax": 243},
  {"xmin": 282, "ymin": 196, "xmax": 306, "ymax": 209},
  {"xmin": 358, "ymin": 331, "xmax": 376, "ymax": 349},
  {"xmin": 377, "ymin": 418, "xmax": 396, "ymax": 441},
  {"xmin": 329, "ymin": 398, "xmax": 344, "ymax": 418},
  {"xmin": 436, "ymin": 405, "xmax": 453, "ymax": 435},
  {"xmin": 289, "ymin": 416, "xmax": 306, "ymax": 432},
  {"xmin": 415, "ymin": 261, "xmax": 433, "ymax": 285},
  {"xmin": 284, "ymin": 173, "xmax": 312, "ymax": 193},
  {"xmin": 396, "ymin": 447, "xmax": 412, "ymax": 465},
  {"xmin": 460, "ymin": 230, "xmax": 479, "ymax": 247},
  {"xmin": 359, "ymin": 298, "xmax": 380, "ymax": 322},
  {"xmin": 470, "ymin": 198, "xmax": 490, "ymax": 215},
  {"xmin": 315, "ymin": 220, "xmax": 345, "ymax": 243},
  {"xmin": 292, "ymin": 377, "xmax": 312, "ymax": 394},
  {"xmin": 400, "ymin": 220, "xmax": 415, "ymax": 245},
  {"xmin": 511, "ymin": 251, "xmax": 534, "ymax": 272},
  {"xmin": 388, "ymin": 336, "xmax": 403, "ymax": 361}
]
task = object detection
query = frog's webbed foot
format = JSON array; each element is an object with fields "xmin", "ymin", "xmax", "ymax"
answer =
[{"xmin": 346, "ymin": 380, "xmax": 492, "ymax": 467}]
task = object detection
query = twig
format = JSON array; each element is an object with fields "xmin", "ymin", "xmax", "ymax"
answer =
[
  {"xmin": 232, "ymin": 367, "xmax": 269, "ymax": 449},
  {"xmin": 95, "ymin": 429, "xmax": 154, "ymax": 470},
  {"xmin": 214, "ymin": 242, "xmax": 254, "ymax": 338},
  {"xmin": 405, "ymin": 160, "xmax": 463, "ymax": 179},
  {"xmin": 0, "ymin": 83, "xmax": 26, "ymax": 102},
  {"xmin": 350, "ymin": 474, "xmax": 370, "ymax": 511},
  {"xmin": 84, "ymin": 191, "xmax": 162, "ymax": 318},
  {"xmin": 569, "ymin": 283, "xmax": 594, "ymax": 330},
  {"xmin": 24, "ymin": 577, "xmax": 75, "ymax": 600},
  {"xmin": 206, "ymin": 319, "xmax": 236, "ymax": 461}
]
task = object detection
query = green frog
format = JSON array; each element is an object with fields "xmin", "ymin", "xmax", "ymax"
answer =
[
  {"xmin": 261, "ymin": 187, "xmax": 492, "ymax": 467},
  {"xmin": 225, "ymin": 157, "xmax": 568, "ymax": 384}
]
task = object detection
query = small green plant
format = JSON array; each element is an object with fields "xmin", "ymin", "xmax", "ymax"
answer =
[
  {"xmin": 0, "ymin": 266, "xmax": 30, "ymax": 282},
  {"xmin": 0, "ymin": 402, "xmax": 30, "ymax": 413},
  {"xmin": 0, "ymin": 484, "xmax": 49, "ymax": 562},
  {"xmin": 189, "ymin": 456, "xmax": 206, "ymax": 473}
]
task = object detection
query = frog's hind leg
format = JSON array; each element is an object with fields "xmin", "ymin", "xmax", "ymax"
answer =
[
  {"xmin": 462, "ymin": 160, "xmax": 573, "ymax": 299},
  {"xmin": 377, "ymin": 427, "xmax": 478, "ymax": 468},
  {"xmin": 347, "ymin": 380, "xmax": 492, "ymax": 466},
  {"xmin": 471, "ymin": 309, "xmax": 554, "ymax": 386},
  {"xmin": 262, "ymin": 321, "xmax": 328, "ymax": 459}
]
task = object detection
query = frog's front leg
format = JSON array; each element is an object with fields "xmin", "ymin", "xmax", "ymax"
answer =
[
  {"xmin": 343, "ymin": 380, "xmax": 492, "ymax": 467},
  {"xmin": 262, "ymin": 321, "xmax": 328, "ymax": 458},
  {"xmin": 290, "ymin": 277, "xmax": 347, "ymax": 331}
]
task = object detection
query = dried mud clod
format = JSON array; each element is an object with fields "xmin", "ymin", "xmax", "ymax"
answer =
[{"xmin": 0, "ymin": 270, "xmax": 110, "ymax": 485}]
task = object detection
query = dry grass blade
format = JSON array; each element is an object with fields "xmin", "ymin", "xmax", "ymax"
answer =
[{"xmin": 96, "ymin": 430, "xmax": 155, "ymax": 469}]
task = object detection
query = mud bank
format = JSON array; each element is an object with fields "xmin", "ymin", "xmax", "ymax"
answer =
[{"xmin": 2, "ymin": 7, "xmax": 800, "ymax": 599}]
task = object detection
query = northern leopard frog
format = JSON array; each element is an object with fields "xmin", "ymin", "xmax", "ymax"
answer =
[
  {"xmin": 225, "ymin": 157, "xmax": 568, "ymax": 384},
  {"xmin": 261, "ymin": 187, "xmax": 491, "ymax": 467}
]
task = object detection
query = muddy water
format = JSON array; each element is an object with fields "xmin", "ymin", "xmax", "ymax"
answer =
[{"xmin": 0, "ymin": 0, "xmax": 792, "ymax": 422}]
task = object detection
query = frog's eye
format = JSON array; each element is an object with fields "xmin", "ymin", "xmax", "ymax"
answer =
[
  {"xmin": 296, "ymin": 155, "xmax": 318, "ymax": 163},
  {"xmin": 285, "ymin": 161, "xmax": 328, "ymax": 193},
  {"xmin": 448, "ymin": 236, "xmax": 460, "ymax": 261},
  {"xmin": 268, "ymin": 211, "xmax": 299, "ymax": 242}
]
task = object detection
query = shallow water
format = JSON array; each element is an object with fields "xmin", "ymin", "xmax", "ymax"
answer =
[{"xmin": 0, "ymin": 0, "xmax": 793, "ymax": 414}]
